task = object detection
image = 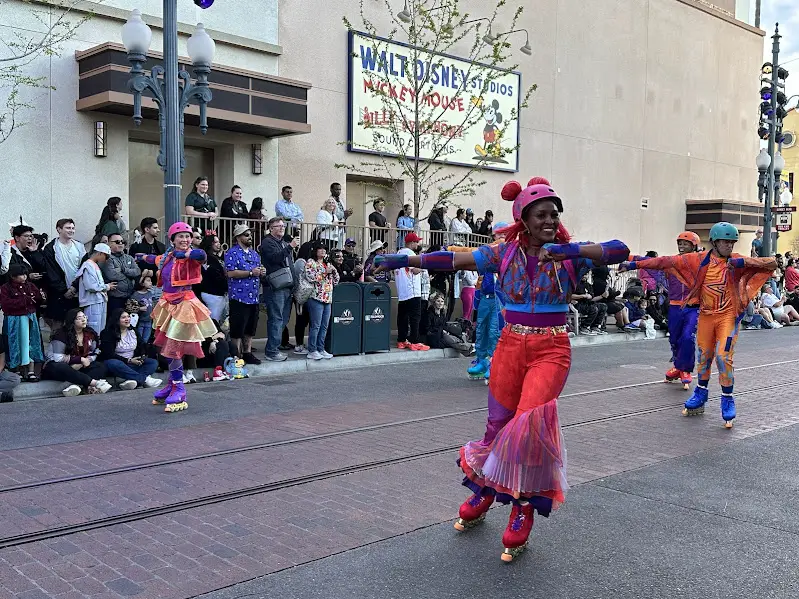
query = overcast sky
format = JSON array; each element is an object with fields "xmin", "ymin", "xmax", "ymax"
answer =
[{"xmin": 760, "ymin": 1, "xmax": 799, "ymax": 85}]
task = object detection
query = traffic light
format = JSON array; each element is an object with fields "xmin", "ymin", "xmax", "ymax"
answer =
[
  {"xmin": 194, "ymin": 0, "xmax": 214, "ymax": 7},
  {"xmin": 758, "ymin": 62, "xmax": 790, "ymax": 143}
]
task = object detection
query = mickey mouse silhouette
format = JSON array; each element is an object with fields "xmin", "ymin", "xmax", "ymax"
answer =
[{"xmin": 474, "ymin": 99, "xmax": 503, "ymax": 158}]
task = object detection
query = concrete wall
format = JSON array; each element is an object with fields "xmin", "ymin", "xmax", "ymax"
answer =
[
  {"xmin": 277, "ymin": 0, "xmax": 764, "ymax": 255},
  {"xmin": 0, "ymin": 0, "xmax": 279, "ymax": 243}
]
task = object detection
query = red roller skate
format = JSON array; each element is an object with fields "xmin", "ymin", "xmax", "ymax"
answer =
[
  {"xmin": 501, "ymin": 503, "xmax": 534, "ymax": 562},
  {"xmin": 664, "ymin": 367, "xmax": 681, "ymax": 384},
  {"xmin": 152, "ymin": 381, "xmax": 173, "ymax": 405},
  {"xmin": 680, "ymin": 371, "xmax": 692, "ymax": 391},
  {"xmin": 453, "ymin": 490, "xmax": 495, "ymax": 531},
  {"xmin": 164, "ymin": 382, "xmax": 188, "ymax": 413}
]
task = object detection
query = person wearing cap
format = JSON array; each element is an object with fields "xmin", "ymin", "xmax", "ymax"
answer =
[
  {"xmin": 751, "ymin": 228, "xmax": 764, "ymax": 258},
  {"xmin": 464, "ymin": 208, "xmax": 477, "ymax": 233},
  {"xmin": 224, "ymin": 223, "xmax": 264, "ymax": 365},
  {"xmin": 101, "ymin": 232, "xmax": 141, "ymax": 319},
  {"xmin": 395, "ymin": 204, "xmax": 415, "ymax": 249},
  {"xmin": 76, "ymin": 243, "xmax": 114, "ymax": 333},
  {"xmin": 8, "ymin": 224, "xmax": 46, "ymax": 290},
  {"xmin": 393, "ymin": 232, "xmax": 428, "ymax": 351},
  {"xmin": 375, "ymin": 176, "xmax": 629, "ymax": 561},
  {"xmin": 623, "ymin": 223, "xmax": 776, "ymax": 428},
  {"xmin": 342, "ymin": 238, "xmax": 360, "ymax": 272},
  {"xmin": 364, "ymin": 240, "xmax": 390, "ymax": 283}
]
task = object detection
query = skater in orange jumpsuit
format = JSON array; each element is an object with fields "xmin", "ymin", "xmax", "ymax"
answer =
[
  {"xmin": 375, "ymin": 177, "xmax": 630, "ymax": 561},
  {"xmin": 625, "ymin": 223, "xmax": 775, "ymax": 427}
]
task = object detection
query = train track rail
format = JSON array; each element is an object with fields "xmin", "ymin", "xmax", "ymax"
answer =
[
  {"xmin": 0, "ymin": 374, "xmax": 794, "ymax": 550},
  {"xmin": 1, "ymin": 359, "xmax": 795, "ymax": 496}
]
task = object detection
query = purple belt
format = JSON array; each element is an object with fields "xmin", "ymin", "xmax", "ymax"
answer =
[{"xmin": 504, "ymin": 311, "xmax": 567, "ymax": 327}]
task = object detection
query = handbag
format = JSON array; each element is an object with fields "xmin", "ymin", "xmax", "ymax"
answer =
[{"xmin": 267, "ymin": 266, "xmax": 294, "ymax": 290}]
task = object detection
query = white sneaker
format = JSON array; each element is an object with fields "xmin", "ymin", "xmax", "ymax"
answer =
[
  {"xmin": 144, "ymin": 376, "xmax": 161, "ymax": 388},
  {"xmin": 306, "ymin": 351, "xmax": 323, "ymax": 360},
  {"xmin": 62, "ymin": 384, "xmax": 82, "ymax": 397},
  {"xmin": 95, "ymin": 380, "xmax": 112, "ymax": 394},
  {"xmin": 319, "ymin": 350, "xmax": 333, "ymax": 359},
  {"xmin": 183, "ymin": 370, "xmax": 197, "ymax": 384},
  {"xmin": 294, "ymin": 345, "xmax": 308, "ymax": 355},
  {"xmin": 119, "ymin": 380, "xmax": 138, "ymax": 391}
]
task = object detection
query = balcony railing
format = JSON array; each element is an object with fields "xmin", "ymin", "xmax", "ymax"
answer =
[{"xmin": 182, "ymin": 215, "xmax": 493, "ymax": 258}]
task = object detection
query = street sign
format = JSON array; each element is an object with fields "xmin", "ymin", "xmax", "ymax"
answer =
[
  {"xmin": 776, "ymin": 212, "xmax": 792, "ymax": 232},
  {"xmin": 771, "ymin": 205, "xmax": 796, "ymax": 213}
]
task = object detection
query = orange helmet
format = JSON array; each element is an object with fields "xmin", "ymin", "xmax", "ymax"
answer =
[{"xmin": 677, "ymin": 231, "xmax": 700, "ymax": 248}]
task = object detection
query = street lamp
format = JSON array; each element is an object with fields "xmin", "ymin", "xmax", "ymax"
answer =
[{"xmin": 122, "ymin": 6, "xmax": 215, "ymax": 231}]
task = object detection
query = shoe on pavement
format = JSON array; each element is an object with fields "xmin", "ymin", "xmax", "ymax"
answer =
[
  {"xmin": 579, "ymin": 327, "xmax": 597, "ymax": 336},
  {"xmin": 182, "ymin": 370, "xmax": 197, "ymax": 384},
  {"xmin": 307, "ymin": 351, "xmax": 323, "ymax": 360},
  {"xmin": 61, "ymin": 384, "xmax": 82, "ymax": 397},
  {"xmin": 593, "ymin": 328, "xmax": 608, "ymax": 335},
  {"xmin": 279, "ymin": 343, "xmax": 295, "ymax": 351},
  {"xmin": 0, "ymin": 391, "xmax": 13, "ymax": 402},
  {"xmin": 94, "ymin": 380, "xmax": 112, "ymax": 394},
  {"xmin": 242, "ymin": 352, "xmax": 262, "ymax": 365},
  {"xmin": 144, "ymin": 376, "xmax": 162, "ymax": 388},
  {"xmin": 410, "ymin": 343, "xmax": 430, "ymax": 351},
  {"xmin": 119, "ymin": 380, "xmax": 138, "ymax": 391},
  {"xmin": 294, "ymin": 345, "xmax": 308, "ymax": 355},
  {"xmin": 397, "ymin": 341, "xmax": 410, "ymax": 349},
  {"xmin": 212, "ymin": 366, "xmax": 228, "ymax": 381},
  {"xmin": 319, "ymin": 350, "xmax": 333, "ymax": 359},
  {"xmin": 264, "ymin": 352, "xmax": 288, "ymax": 362}
]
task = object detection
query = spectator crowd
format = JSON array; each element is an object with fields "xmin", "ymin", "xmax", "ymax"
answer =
[{"xmin": 0, "ymin": 180, "xmax": 503, "ymax": 401}]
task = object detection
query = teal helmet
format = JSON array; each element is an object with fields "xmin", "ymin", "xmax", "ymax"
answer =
[{"xmin": 709, "ymin": 222, "xmax": 739, "ymax": 242}]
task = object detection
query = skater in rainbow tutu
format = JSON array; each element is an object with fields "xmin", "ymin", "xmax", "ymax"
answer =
[
  {"xmin": 376, "ymin": 177, "xmax": 629, "ymax": 562},
  {"xmin": 135, "ymin": 222, "xmax": 216, "ymax": 413},
  {"xmin": 623, "ymin": 222, "xmax": 775, "ymax": 428}
]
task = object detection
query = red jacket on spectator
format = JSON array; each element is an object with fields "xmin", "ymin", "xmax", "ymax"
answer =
[{"xmin": 0, "ymin": 280, "xmax": 43, "ymax": 316}]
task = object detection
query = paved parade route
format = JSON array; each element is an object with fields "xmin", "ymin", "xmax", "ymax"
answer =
[{"xmin": 1, "ymin": 332, "xmax": 798, "ymax": 598}]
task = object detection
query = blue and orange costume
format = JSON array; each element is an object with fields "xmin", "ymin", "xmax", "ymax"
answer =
[
  {"xmin": 376, "ymin": 177, "xmax": 629, "ymax": 561},
  {"xmin": 137, "ymin": 223, "xmax": 216, "ymax": 413},
  {"xmin": 627, "ymin": 223, "xmax": 775, "ymax": 427},
  {"xmin": 629, "ymin": 231, "xmax": 702, "ymax": 388}
]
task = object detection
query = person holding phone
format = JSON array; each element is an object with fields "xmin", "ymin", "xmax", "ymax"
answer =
[
  {"xmin": 99, "ymin": 308, "xmax": 160, "ymax": 390},
  {"xmin": 77, "ymin": 243, "xmax": 115, "ymax": 333}
]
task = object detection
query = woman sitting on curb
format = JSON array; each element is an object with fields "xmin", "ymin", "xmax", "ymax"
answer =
[
  {"xmin": 41, "ymin": 309, "xmax": 111, "ymax": 397},
  {"xmin": 99, "ymin": 308, "xmax": 161, "ymax": 390}
]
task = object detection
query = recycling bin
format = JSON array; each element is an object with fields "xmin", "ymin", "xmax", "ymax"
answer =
[
  {"xmin": 361, "ymin": 282, "xmax": 391, "ymax": 353},
  {"xmin": 325, "ymin": 283, "xmax": 362, "ymax": 356}
]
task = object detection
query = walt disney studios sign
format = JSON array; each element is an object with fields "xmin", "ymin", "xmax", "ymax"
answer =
[{"xmin": 347, "ymin": 31, "xmax": 521, "ymax": 173}]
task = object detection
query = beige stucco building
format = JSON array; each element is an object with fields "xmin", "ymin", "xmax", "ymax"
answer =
[{"xmin": 0, "ymin": 0, "xmax": 764, "ymax": 255}]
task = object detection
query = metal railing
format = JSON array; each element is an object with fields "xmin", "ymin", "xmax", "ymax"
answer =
[{"xmin": 182, "ymin": 215, "xmax": 493, "ymax": 259}]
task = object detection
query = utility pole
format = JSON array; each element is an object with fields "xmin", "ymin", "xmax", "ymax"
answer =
[{"xmin": 763, "ymin": 25, "xmax": 780, "ymax": 257}]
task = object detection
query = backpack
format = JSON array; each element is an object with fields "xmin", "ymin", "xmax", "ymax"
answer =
[{"xmin": 293, "ymin": 258, "xmax": 315, "ymax": 306}]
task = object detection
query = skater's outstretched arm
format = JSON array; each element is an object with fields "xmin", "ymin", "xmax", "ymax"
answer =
[
  {"xmin": 623, "ymin": 254, "xmax": 685, "ymax": 272},
  {"xmin": 172, "ymin": 249, "xmax": 207, "ymax": 262},
  {"xmin": 541, "ymin": 240, "xmax": 629, "ymax": 265},
  {"xmin": 375, "ymin": 250, "xmax": 476, "ymax": 272},
  {"xmin": 727, "ymin": 256, "xmax": 778, "ymax": 271}
]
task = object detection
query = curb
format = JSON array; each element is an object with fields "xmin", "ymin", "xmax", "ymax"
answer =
[{"xmin": 7, "ymin": 331, "xmax": 666, "ymax": 402}]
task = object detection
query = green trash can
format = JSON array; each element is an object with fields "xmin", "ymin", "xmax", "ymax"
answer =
[
  {"xmin": 325, "ymin": 283, "xmax": 362, "ymax": 356},
  {"xmin": 362, "ymin": 282, "xmax": 391, "ymax": 353}
]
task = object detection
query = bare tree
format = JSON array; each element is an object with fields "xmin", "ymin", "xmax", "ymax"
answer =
[
  {"xmin": 339, "ymin": 0, "xmax": 535, "ymax": 221},
  {"xmin": 0, "ymin": 0, "xmax": 93, "ymax": 143}
]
